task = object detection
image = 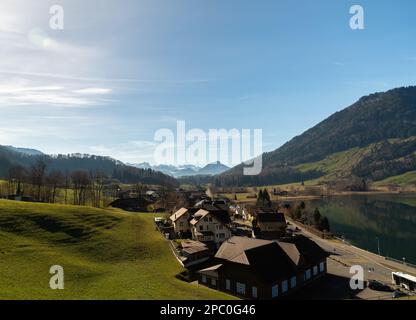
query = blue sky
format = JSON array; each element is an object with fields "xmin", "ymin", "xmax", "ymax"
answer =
[{"xmin": 1, "ymin": 0, "xmax": 416, "ymax": 166}]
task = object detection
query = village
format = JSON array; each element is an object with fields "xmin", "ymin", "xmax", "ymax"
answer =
[
  {"xmin": 142, "ymin": 188, "xmax": 416, "ymax": 300},
  {"xmin": 2, "ymin": 171, "xmax": 416, "ymax": 300}
]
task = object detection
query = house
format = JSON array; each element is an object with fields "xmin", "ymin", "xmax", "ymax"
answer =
[
  {"xmin": 253, "ymin": 212, "xmax": 287, "ymax": 240},
  {"xmin": 170, "ymin": 208, "xmax": 193, "ymax": 235},
  {"xmin": 194, "ymin": 199, "xmax": 230, "ymax": 213},
  {"xmin": 190, "ymin": 209, "xmax": 232, "ymax": 247},
  {"xmin": 178, "ymin": 240, "xmax": 211, "ymax": 267},
  {"xmin": 109, "ymin": 196, "xmax": 153, "ymax": 212},
  {"xmin": 198, "ymin": 235, "xmax": 328, "ymax": 299}
]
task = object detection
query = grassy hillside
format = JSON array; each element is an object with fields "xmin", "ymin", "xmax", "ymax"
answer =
[
  {"xmin": 374, "ymin": 171, "xmax": 416, "ymax": 186},
  {"xmin": 217, "ymin": 86, "xmax": 416, "ymax": 187},
  {"xmin": 0, "ymin": 200, "xmax": 233, "ymax": 300}
]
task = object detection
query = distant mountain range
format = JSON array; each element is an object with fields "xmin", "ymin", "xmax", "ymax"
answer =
[
  {"xmin": 5, "ymin": 86, "xmax": 416, "ymax": 188},
  {"xmin": 216, "ymin": 86, "xmax": 416, "ymax": 187},
  {"xmin": 129, "ymin": 161, "xmax": 229, "ymax": 177},
  {"xmin": 4, "ymin": 146, "xmax": 44, "ymax": 156},
  {"xmin": 0, "ymin": 145, "xmax": 177, "ymax": 186}
]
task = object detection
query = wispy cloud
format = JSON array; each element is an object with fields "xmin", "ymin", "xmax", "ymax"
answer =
[
  {"xmin": 0, "ymin": 82, "xmax": 113, "ymax": 107},
  {"xmin": 73, "ymin": 88, "xmax": 112, "ymax": 94}
]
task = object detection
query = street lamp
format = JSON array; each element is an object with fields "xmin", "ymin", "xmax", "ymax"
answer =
[{"xmin": 376, "ymin": 237, "xmax": 381, "ymax": 256}]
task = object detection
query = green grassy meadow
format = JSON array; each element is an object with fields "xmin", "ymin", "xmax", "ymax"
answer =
[
  {"xmin": 373, "ymin": 171, "xmax": 416, "ymax": 186},
  {"xmin": 0, "ymin": 200, "xmax": 233, "ymax": 300}
]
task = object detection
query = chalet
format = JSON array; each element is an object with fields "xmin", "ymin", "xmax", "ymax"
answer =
[
  {"xmin": 170, "ymin": 208, "xmax": 193, "ymax": 235},
  {"xmin": 190, "ymin": 209, "xmax": 232, "ymax": 247},
  {"xmin": 253, "ymin": 212, "xmax": 287, "ymax": 240},
  {"xmin": 109, "ymin": 196, "xmax": 153, "ymax": 212},
  {"xmin": 198, "ymin": 235, "xmax": 328, "ymax": 299}
]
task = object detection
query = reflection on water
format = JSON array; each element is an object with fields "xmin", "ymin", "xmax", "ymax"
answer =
[{"xmin": 304, "ymin": 194, "xmax": 416, "ymax": 265}]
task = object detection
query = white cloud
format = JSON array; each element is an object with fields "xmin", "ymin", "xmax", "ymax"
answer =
[
  {"xmin": 0, "ymin": 82, "xmax": 112, "ymax": 107},
  {"xmin": 73, "ymin": 88, "xmax": 112, "ymax": 94}
]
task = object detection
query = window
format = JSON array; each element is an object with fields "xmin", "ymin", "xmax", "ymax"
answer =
[
  {"xmin": 204, "ymin": 217, "xmax": 208, "ymax": 222},
  {"xmin": 282, "ymin": 280, "xmax": 288, "ymax": 293},
  {"xmin": 290, "ymin": 276, "xmax": 297, "ymax": 289},
  {"xmin": 199, "ymin": 225, "xmax": 203, "ymax": 231},
  {"xmin": 272, "ymin": 285, "xmax": 279, "ymax": 298},
  {"xmin": 236, "ymin": 282, "xmax": 246, "ymax": 295},
  {"xmin": 179, "ymin": 222, "xmax": 183, "ymax": 227},
  {"xmin": 201, "ymin": 275, "xmax": 207, "ymax": 283},
  {"xmin": 252, "ymin": 287, "xmax": 258, "ymax": 298},
  {"xmin": 226, "ymin": 279, "xmax": 231, "ymax": 291},
  {"xmin": 219, "ymin": 225, "xmax": 223, "ymax": 230},
  {"xmin": 211, "ymin": 278, "xmax": 216, "ymax": 286},
  {"xmin": 319, "ymin": 262, "xmax": 325, "ymax": 273},
  {"xmin": 209, "ymin": 217, "xmax": 213, "ymax": 222},
  {"xmin": 219, "ymin": 233, "xmax": 225, "ymax": 239},
  {"xmin": 305, "ymin": 269, "xmax": 311, "ymax": 281},
  {"xmin": 313, "ymin": 266, "xmax": 318, "ymax": 276}
]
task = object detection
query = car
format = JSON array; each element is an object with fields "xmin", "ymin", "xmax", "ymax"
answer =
[
  {"xmin": 392, "ymin": 290, "xmax": 406, "ymax": 299},
  {"xmin": 367, "ymin": 280, "xmax": 393, "ymax": 292},
  {"xmin": 154, "ymin": 217, "xmax": 164, "ymax": 225}
]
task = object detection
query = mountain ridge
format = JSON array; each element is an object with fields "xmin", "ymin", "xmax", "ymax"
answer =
[
  {"xmin": 215, "ymin": 86, "xmax": 416, "ymax": 187},
  {"xmin": 129, "ymin": 161, "xmax": 229, "ymax": 177}
]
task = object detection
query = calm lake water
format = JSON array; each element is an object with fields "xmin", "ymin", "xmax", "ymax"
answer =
[{"xmin": 303, "ymin": 194, "xmax": 416, "ymax": 265}]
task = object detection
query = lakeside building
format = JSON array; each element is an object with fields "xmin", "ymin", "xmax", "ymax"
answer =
[
  {"xmin": 253, "ymin": 212, "xmax": 287, "ymax": 240},
  {"xmin": 198, "ymin": 235, "xmax": 328, "ymax": 299}
]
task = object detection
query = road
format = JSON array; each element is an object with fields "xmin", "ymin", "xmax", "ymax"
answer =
[{"xmin": 286, "ymin": 218, "xmax": 416, "ymax": 299}]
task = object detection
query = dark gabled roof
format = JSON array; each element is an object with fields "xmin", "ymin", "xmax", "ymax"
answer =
[
  {"xmin": 194, "ymin": 199, "xmax": 230, "ymax": 212},
  {"xmin": 281, "ymin": 234, "xmax": 329, "ymax": 264},
  {"xmin": 213, "ymin": 203, "xmax": 230, "ymax": 211},
  {"xmin": 215, "ymin": 235, "xmax": 327, "ymax": 282},
  {"xmin": 210, "ymin": 210, "xmax": 231, "ymax": 225},
  {"xmin": 257, "ymin": 212, "xmax": 286, "ymax": 223}
]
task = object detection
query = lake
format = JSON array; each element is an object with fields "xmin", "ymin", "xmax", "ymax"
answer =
[{"xmin": 303, "ymin": 194, "xmax": 416, "ymax": 265}]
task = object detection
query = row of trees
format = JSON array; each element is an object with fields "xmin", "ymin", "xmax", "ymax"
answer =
[
  {"xmin": 290, "ymin": 201, "xmax": 330, "ymax": 232},
  {"xmin": 2, "ymin": 159, "xmax": 112, "ymax": 207}
]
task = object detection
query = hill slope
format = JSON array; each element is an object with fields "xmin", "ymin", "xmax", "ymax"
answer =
[
  {"xmin": 0, "ymin": 145, "xmax": 178, "ymax": 186},
  {"xmin": 0, "ymin": 200, "xmax": 232, "ymax": 299},
  {"xmin": 216, "ymin": 86, "xmax": 416, "ymax": 186}
]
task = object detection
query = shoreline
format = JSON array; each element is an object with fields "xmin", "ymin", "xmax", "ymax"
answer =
[
  {"xmin": 287, "ymin": 217, "xmax": 416, "ymax": 278},
  {"xmin": 234, "ymin": 190, "xmax": 416, "ymax": 204}
]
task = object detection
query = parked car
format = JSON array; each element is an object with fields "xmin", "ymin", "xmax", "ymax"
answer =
[
  {"xmin": 367, "ymin": 280, "xmax": 392, "ymax": 292},
  {"xmin": 392, "ymin": 290, "xmax": 406, "ymax": 299}
]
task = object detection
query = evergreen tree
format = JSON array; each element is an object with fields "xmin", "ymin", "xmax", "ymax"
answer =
[
  {"xmin": 313, "ymin": 208, "xmax": 321, "ymax": 226},
  {"xmin": 319, "ymin": 216, "xmax": 330, "ymax": 231}
]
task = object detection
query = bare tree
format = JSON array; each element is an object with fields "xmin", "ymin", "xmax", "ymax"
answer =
[
  {"xmin": 90, "ymin": 170, "xmax": 107, "ymax": 207},
  {"xmin": 30, "ymin": 158, "xmax": 48, "ymax": 201},
  {"xmin": 71, "ymin": 170, "xmax": 91, "ymax": 205},
  {"xmin": 8, "ymin": 165, "xmax": 27, "ymax": 195},
  {"xmin": 46, "ymin": 170, "xmax": 64, "ymax": 203}
]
